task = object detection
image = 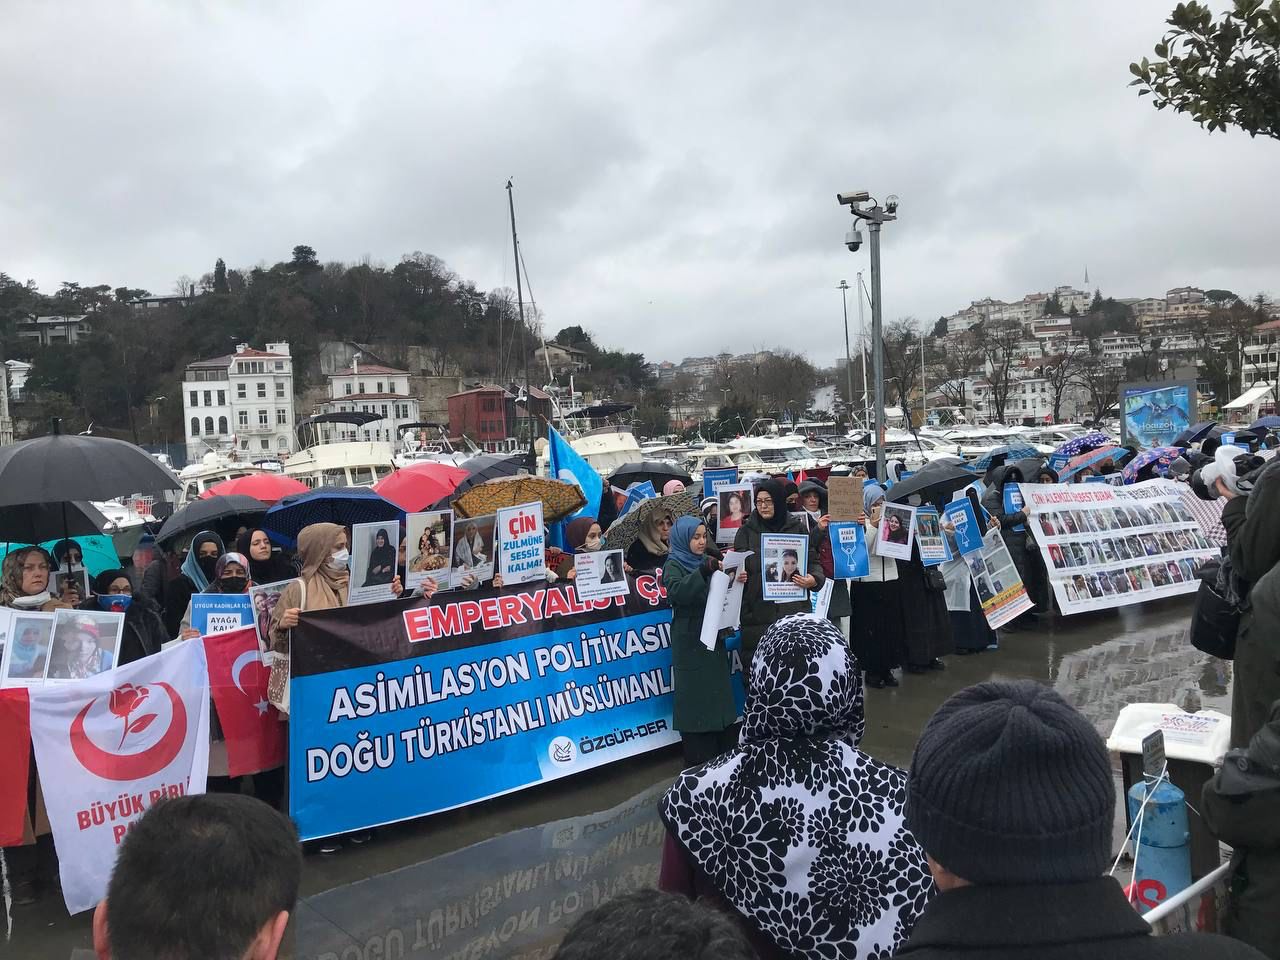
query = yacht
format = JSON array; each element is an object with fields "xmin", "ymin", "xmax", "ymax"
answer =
[
  {"xmin": 173, "ymin": 451, "xmax": 285, "ymax": 506},
  {"xmin": 393, "ymin": 423, "xmax": 477, "ymax": 469},
  {"xmin": 283, "ymin": 413, "xmax": 397, "ymax": 488}
]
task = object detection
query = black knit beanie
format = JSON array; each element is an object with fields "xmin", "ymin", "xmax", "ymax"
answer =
[{"xmin": 905, "ymin": 680, "xmax": 1115, "ymax": 884}]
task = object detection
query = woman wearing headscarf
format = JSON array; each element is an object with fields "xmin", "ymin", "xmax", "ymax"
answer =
[
  {"xmin": 794, "ymin": 480, "xmax": 852, "ymax": 629},
  {"xmin": 363, "ymin": 528, "xmax": 396, "ymax": 586},
  {"xmin": 931, "ymin": 494, "xmax": 999, "ymax": 656},
  {"xmin": 454, "ymin": 520, "xmax": 488, "ymax": 569},
  {"xmin": 236, "ymin": 528, "xmax": 295, "ymax": 585},
  {"xmin": 664, "ymin": 515, "xmax": 744, "ymax": 766},
  {"xmin": 734, "ymin": 478, "xmax": 823, "ymax": 680},
  {"xmin": 662, "ymin": 478, "xmax": 686, "ymax": 497},
  {"xmin": 163, "ymin": 531, "xmax": 225, "ymax": 637},
  {"xmin": 659, "ymin": 614, "xmax": 934, "ymax": 960},
  {"xmin": 894, "ymin": 516, "xmax": 954, "ymax": 675},
  {"xmin": 553, "ymin": 517, "xmax": 604, "ymax": 579},
  {"xmin": 1, "ymin": 545, "xmax": 77, "ymax": 613},
  {"xmin": 624, "ymin": 502, "xmax": 674, "ymax": 573},
  {"xmin": 0, "ymin": 545, "xmax": 76, "ymax": 905},
  {"xmin": 78, "ymin": 569, "xmax": 168, "ymax": 664},
  {"xmin": 178, "ymin": 552, "xmax": 252, "ymax": 639},
  {"xmin": 981, "ymin": 464, "xmax": 1039, "ymax": 627},
  {"xmin": 850, "ymin": 480, "xmax": 905, "ymax": 687}
]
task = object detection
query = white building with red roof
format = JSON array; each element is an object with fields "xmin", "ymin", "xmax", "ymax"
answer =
[
  {"xmin": 181, "ymin": 342, "xmax": 296, "ymax": 462},
  {"xmin": 317, "ymin": 356, "xmax": 420, "ymax": 442}
]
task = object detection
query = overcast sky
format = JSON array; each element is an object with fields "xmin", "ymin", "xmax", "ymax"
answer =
[{"xmin": 2, "ymin": 1, "xmax": 1276, "ymax": 367}]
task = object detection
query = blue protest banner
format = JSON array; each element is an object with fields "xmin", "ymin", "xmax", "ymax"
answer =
[
  {"xmin": 1048, "ymin": 453, "xmax": 1070, "ymax": 473},
  {"xmin": 619, "ymin": 481, "xmax": 656, "ymax": 517},
  {"xmin": 702, "ymin": 467, "xmax": 739, "ymax": 500},
  {"xmin": 829, "ymin": 522, "xmax": 869, "ymax": 579},
  {"xmin": 1003, "ymin": 485, "xmax": 1026, "ymax": 531},
  {"xmin": 190, "ymin": 593, "xmax": 255, "ymax": 637},
  {"xmin": 288, "ymin": 578, "xmax": 745, "ymax": 840},
  {"xmin": 547, "ymin": 426, "xmax": 603, "ymax": 550},
  {"xmin": 943, "ymin": 500, "xmax": 985, "ymax": 555}
]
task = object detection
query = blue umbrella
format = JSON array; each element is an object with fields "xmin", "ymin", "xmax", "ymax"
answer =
[
  {"xmin": 973, "ymin": 444, "xmax": 1041, "ymax": 470},
  {"xmin": 1121, "ymin": 446, "xmax": 1185, "ymax": 484},
  {"xmin": 1058, "ymin": 445, "xmax": 1124, "ymax": 482},
  {"xmin": 1172, "ymin": 421, "xmax": 1217, "ymax": 446},
  {"xmin": 1053, "ymin": 432, "xmax": 1111, "ymax": 458},
  {"xmin": 264, "ymin": 487, "xmax": 404, "ymax": 545},
  {"xmin": 1249, "ymin": 415, "xmax": 1280, "ymax": 431}
]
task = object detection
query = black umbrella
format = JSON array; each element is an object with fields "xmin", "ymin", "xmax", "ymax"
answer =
[
  {"xmin": 0, "ymin": 425, "xmax": 179, "ymax": 506},
  {"xmin": 0, "ymin": 421, "xmax": 181, "ymax": 583},
  {"xmin": 430, "ymin": 453, "xmax": 528, "ymax": 509},
  {"xmin": 608, "ymin": 461, "xmax": 693, "ymax": 490},
  {"xmin": 1172, "ymin": 421, "xmax": 1217, "ymax": 447},
  {"xmin": 887, "ymin": 459, "xmax": 974, "ymax": 504},
  {"xmin": 156, "ymin": 494, "xmax": 269, "ymax": 546},
  {"xmin": 0, "ymin": 501, "xmax": 109, "ymax": 544},
  {"xmin": 1006, "ymin": 456, "xmax": 1048, "ymax": 482}
]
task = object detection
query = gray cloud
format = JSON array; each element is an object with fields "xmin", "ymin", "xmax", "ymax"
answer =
[{"xmin": 1, "ymin": 1, "xmax": 1275, "ymax": 369}]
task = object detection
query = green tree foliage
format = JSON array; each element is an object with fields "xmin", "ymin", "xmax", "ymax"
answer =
[
  {"xmin": 634, "ymin": 388, "xmax": 672, "ymax": 439},
  {"xmin": 931, "ymin": 316, "xmax": 949, "ymax": 338},
  {"xmin": 1043, "ymin": 293, "xmax": 1064, "ymax": 315},
  {"xmin": 1130, "ymin": 0, "xmax": 1280, "ymax": 139},
  {"xmin": 213, "ymin": 258, "xmax": 229, "ymax": 294},
  {"xmin": 1205, "ymin": 288, "xmax": 1240, "ymax": 304}
]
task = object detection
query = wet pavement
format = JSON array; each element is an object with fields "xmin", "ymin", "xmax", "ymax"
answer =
[{"xmin": 5, "ymin": 596, "xmax": 1229, "ymax": 959}]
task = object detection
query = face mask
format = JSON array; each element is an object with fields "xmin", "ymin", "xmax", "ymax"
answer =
[
  {"xmin": 584, "ymin": 535, "xmax": 602, "ymax": 551},
  {"xmin": 219, "ymin": 577, "xmax": 248, "ymax": 594},
  {"xmin": 329, "ymin": 549, "xmax": 350, "ymax": 570},
  {"xmin": 99, "ymin": 594, "xmax": 133, "ymax": 612},
  {"xmin": 11, "ymin": 591, "xmax": 51, "ymax": 609},
  {"xmin": 197, "ymin": 555, "xmax": 218, "ymax": 579}
]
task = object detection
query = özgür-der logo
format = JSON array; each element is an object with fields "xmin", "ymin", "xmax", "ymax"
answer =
[
  {"xmin": 548, "ymin": 735, "xmax": 576, "ymax": 767},
  {"xmin": 69, "ymin": 682, "xmax": 188, "ymax": 781}
]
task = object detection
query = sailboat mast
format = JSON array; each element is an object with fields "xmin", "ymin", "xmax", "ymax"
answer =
[{"xmin": 506, "ymin": 179, "xmax": 535, "ymax": 464}]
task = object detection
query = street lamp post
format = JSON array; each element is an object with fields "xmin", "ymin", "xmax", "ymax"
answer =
[
  {"xmin": 838, "ymin": 191, "xmax": 898, "ymax": 480},
  {"xmin": 838, "ymin": 280, "xmax": 855, "ymax": 433}
]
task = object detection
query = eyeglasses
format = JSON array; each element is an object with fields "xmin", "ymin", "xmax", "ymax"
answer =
[{"xmin": 755, "ymin": 497, "xmax": 774, "ymax": 506}]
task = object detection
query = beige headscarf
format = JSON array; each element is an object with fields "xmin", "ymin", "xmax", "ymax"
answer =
[
  {"xmin": 269, "ymin": 523, "xmax": 349, "ymax": 655},
  {"xmin": 1, "ymin": 546, "xmax": 66, "ymax": 611},
  {"xmin": 636, "ymin": 503, "xmax": 672, "ymax": 558}
]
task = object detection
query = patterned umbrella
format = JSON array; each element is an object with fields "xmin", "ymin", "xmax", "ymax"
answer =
[
  {"xmin": 1121, "ymin": 446, "xmax": 1185, "ymax": 484},
  {"xmin": 452, "ymin": 476, "xmax": 586, "ymax": 522},
  {"xmin": 972, "ymin": 444, "xmax": 1041, "ymax": 471},
  {"xmin": 263, "ymin": 487, "xmax": 403, "ymax": 544},
  {"xmin": 602, "ymin": 489, "xmax": 698, "ymax": 554},
  {"xmin": 430, "ymin": 453, "xmax": 529, "ymax": 509},
  {"xmin": 1059, "ymin": 445, "xmax": 1124, "ymax": 482},
  {"xmin": 1053, "ymin": 432, "xmax": 1112, "ymax": 458}
]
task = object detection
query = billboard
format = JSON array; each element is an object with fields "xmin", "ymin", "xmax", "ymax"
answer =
[{"xmin": 1120, "ymin": 380, "xmax": 1195, "ymax": 449}]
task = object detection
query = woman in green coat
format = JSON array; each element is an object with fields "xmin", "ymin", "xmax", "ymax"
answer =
[{"xmin": 664, "ymin": 515, "xmax": 744, "ymax": 766}]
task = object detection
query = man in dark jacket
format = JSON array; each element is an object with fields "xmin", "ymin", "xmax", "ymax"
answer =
[
  {"xmin": 899, "ymin": 680, "xmax": 1264, "ymax": 959},
  {"xmin": 1203, "ymin": 698, "xmax": 1280, "ymax": 958}
]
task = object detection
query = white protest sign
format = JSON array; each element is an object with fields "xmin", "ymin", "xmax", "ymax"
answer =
[
  {"xmin": 574, "ymin": 549, "xmax": 629, "ymax": 601},
  {"xmin": 497, "ymin": 500, "xmax": 546, "ymax": 586}
]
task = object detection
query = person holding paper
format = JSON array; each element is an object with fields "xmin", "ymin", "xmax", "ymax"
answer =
[
  {"xmin": 625, "ymin": 503, "xmax": 674, "ymax": 573},
  {"xmin": 850, "ymin": 482, "xmax": 904, "ymax": 688},
  {"xmin": 734, "ymin": 479, "xmax": 823, "ymax": 683},
  {"xmin": 237, "ymin": 528, "xmax": 295, "ymax": 584},
  {"xmin": 981, "ymin": 464, "xmax": 1042, "ymax": 626},
  {"xmin": 553, "ymin": 517, "xmax": 603, "ymax": 579},
  {"xmin": 179, "ymin": 552, "xmax": 252, "ymax": 640},
  {"xmin": 796, "ymin": 480, "xmax": 852, "ymax": 628},
  {"xmin": 78, "ymin": 569, "xmax": 167, "ymax": 665},
  {"xmin": 663, "ymin": 516, "xmax": 744, "ymax": 766}
]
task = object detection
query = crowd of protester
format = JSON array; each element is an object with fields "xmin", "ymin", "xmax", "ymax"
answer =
[{"xmin": 6, "ymin": 444, "xmax": 1280, "ymax": 959}]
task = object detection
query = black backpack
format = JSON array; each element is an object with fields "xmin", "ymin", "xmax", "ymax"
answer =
[{"xmin": 1190, "ymin": 553, "xmax": 1245, "ymax": 660}]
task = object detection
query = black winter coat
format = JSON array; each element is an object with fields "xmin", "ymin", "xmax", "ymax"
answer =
[{"xmin": 898, "ymin": 877, "xmax": 1265, "ymax": 960}]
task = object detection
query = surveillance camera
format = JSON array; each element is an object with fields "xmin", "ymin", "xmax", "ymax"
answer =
[
  {"xmin": 845, "ymin": 228, "xmax": 863, "ymax": 252},
  {"xmin": 837, "ymin": 190, "xmax": 870, "ymax": 207}
]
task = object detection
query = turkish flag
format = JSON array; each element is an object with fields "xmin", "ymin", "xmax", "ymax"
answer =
[
  {"xmin": 0, "ymin": 688, "xmax": 31, "ymax": 846},
  {"xmin": 203, "ymin": 629, "xmax": 285, "ymax": 777}
]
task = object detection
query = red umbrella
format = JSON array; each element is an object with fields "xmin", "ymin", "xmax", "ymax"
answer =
[
  {"xmin": 374, "ymin": 463, "xmax": 470, "ymax": 512},
  {"xmin": 199, "ymin": 473, "xmax": 309, "ymax": 504}
]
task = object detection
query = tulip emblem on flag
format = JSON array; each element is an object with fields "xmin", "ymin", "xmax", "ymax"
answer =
[{"xmin": 71, "ymin": 681, "xmax": 189, "ymax": 781}]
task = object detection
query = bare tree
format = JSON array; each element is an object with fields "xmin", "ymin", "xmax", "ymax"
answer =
[
  {"xmin": 757, "ymin": 350, "xmax": 818, "ymax": 422},
  {"xmin": 979, "ymin": 318, "xmax": 1024, "ymax": 423},
  {"xmin": 1081, "ymin": 340, "xmax": 1125, "ymax": 420},
  {"xmin": 1041, "ymin": 342, "xmax": 1090, "ymax": 423},
  {"xmin": 935, "ymin": 329, "xmax": 984, "ymax": 410},
  {"xmin": 882, "ymin": 318, "xmax": 922, "ymax": 411}
]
